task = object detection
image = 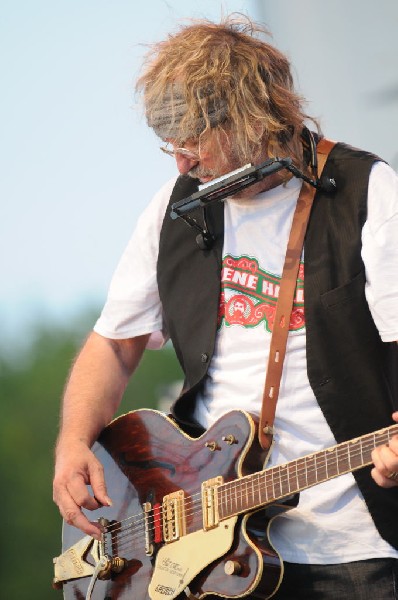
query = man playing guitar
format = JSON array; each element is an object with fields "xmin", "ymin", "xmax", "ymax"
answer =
[{"xmin": 53, "ymin": 14, "xmax": 398, "ymax": 600}]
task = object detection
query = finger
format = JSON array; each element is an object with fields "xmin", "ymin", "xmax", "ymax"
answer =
[
  {"xmin": 371, "ymin": 466, "xmax": 398, "ymax": 488},
  {"xmin": 378, "ymin": 443, "xmax": 398, "ymax": 473},
  {"xmin": 54, "ymin": 472, "xmax": 102, "ymax": 519},
  {"xmin": 388, "ymin": 434, "xmax": 398, "ymax": 454},
  {"xmin": 60, "ymin": 470, "xmax": 102, "ymax": 512},
  {"xmin": 55, "ymin": 488, "xmax": 104, "ymax": 540},
  {"xmin": 88, "ymin": 461, "xmax": 113, "ymax": 508},
  {"xmin": 371, "ymin": 446, "xmax": 387, "ymax": 473},
  {"xmin": 64, "ymin": 508, "xmax": 104, "ymax": 540},
  {"xmin": 371, "ymin": 446, "xmax": 398, "ymax": 487}
]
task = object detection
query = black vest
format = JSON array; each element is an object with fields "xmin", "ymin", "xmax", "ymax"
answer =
[{"xmin": 157, "ymin": 142, "xmax": 398, "ymax": 549}]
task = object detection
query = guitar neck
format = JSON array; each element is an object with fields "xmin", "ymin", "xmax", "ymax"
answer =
[{"xmin": 218, "ymin": 424, "xmax": 398, "ymax": 520}]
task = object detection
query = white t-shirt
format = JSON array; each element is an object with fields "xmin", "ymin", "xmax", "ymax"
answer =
[{"xmin": 94, "ymin": 161, "xmax": 398, "ymax": 564}]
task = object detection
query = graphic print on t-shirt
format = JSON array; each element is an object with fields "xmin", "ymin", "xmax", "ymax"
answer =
[{"xmin": 218, "ymin": 255, "xmax": 305, "ymax": 332}]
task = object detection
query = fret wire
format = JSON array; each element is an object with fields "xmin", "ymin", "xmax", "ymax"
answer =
[
  {"xmin": 286, "ymin": 464, "xmax": 291, "ymax": 495},
  {"xmin": 259, "ymin": 472, "xmax": 265, "ymax": 505},
  {"xmin": 313, "ymin": 453, "xmax": 317, "ymax": 485},
  {"xmin": 280, "ymin": 464, "xmax": 287, "ymax": 496},
  {"xmin": 252, "ymin": 473, "xmax": 256, "ymax": 507},
  {"xmin": 271, "ymin": 466, "xmax": 275, "ymax": 500},
  {"xmin": 305, "ymin": 456, "xmax": 309, "ymax": 487},
  {"xmin": 348, "ymin": 440, "xmax": 352, "ymax": 470}
]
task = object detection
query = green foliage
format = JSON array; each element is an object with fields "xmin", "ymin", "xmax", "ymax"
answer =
[{"xmin": 0, "ymin": 312, "xmax": 183, "ymax": 599}]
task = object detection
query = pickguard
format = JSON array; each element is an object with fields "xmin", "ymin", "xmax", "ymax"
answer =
[{"xmin": 149, "ymin": 516, "xmax": 238, "ymax": 600}]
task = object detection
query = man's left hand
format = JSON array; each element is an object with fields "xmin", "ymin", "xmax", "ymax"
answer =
[{"xmin": 371, "ymin": 411, "xmax": 398, "ymax": 487}]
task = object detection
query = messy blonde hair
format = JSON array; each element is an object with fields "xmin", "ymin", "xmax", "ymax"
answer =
[{"xmin": 136, "ymin": 14, "xmax": 318, "ymax": 168}]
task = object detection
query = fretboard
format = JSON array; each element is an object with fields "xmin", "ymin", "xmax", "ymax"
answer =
[{"xmin": 218, "ymin": 424, "xmax": 398, "ymax": 520}]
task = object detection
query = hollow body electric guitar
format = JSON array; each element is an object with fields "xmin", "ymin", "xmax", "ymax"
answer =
[{"xmin": 53, "ymin": 409, "xmax": 398, "ymax": 600}]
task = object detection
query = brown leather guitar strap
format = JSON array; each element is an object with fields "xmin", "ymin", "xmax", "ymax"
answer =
[{"xmin": 258, "ymin": 138, "xmax": 336, "ymax": 450}]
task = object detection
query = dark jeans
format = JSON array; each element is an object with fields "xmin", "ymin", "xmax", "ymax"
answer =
[{"xmin": 260, "ymin": 558, "xmax": 398, "ymax": 600}]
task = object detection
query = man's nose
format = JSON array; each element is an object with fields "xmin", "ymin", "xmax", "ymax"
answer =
[{"xmin": 174, "ymin": 152, "xmax": 199, "ymax": 175}]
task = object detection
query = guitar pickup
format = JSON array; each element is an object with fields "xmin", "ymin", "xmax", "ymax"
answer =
[
  {"xmin": 162, "ymin": 490, "xmax": 186, "ymax": 543},
  {"xmin": 202, "ymin": 476, "xmax": 223, "ymax": 530}
]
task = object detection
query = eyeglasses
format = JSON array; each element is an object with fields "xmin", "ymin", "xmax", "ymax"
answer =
[{"xmin": 160, "ymin": 143, "xmax": 200, "ymax": 161}]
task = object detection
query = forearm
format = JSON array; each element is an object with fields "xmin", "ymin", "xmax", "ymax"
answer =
[
  {"xmin": 53, "ymin": 331, "xmax": 150, "ymax": 536},
  {"xmin": 56, "ymin": 331, "xmax": 149, "ymax": 450}
]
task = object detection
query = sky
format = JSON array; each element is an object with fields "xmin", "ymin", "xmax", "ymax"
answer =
[{"xmin": 2, "ymin": 0, "xmax": 397, "ymax": 347}]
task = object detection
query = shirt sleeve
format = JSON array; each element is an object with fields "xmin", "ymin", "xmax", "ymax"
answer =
[
  {"xmin": 93, "ymin": 176, "xmax": 178, "ymax": 349},
  {"xmin": 361, "ymin": 161, "xmax": 398, "ymax": 342}
]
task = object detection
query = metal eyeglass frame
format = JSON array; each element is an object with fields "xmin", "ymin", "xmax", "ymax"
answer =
[{"xmin": 160, "ymin": 143, "xmax": 200, "ymax": 161}]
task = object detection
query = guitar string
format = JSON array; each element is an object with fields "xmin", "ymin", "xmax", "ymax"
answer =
[
  {"xmin": 102, "ymin": 429, "xmax": 396, "ymax": 556},
  {"xmin": 100, "ymin": 431, "xmax": 395, "ymax": 556},
  {"xmin": 102, "ymin": 426, "xmax": 392, "ymax": 548},
  {"xmin": 100, "ymin": 494, "xmax": 204, "ymax": 555},
  {"xmin": 105, "ymin": 461, "xmax": 388, "ymax": 554},
  {"xmin": 104, "ymin": 426, "xmax": 395, "ymax": 537},
  {"xmin": 219, "ymin": 430, "xmax": 395, "ymax": 514}
]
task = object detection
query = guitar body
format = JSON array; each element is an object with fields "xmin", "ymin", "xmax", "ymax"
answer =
[{"xmin": 60, "ymin": 409, "xmax": 292, "ymax": 600}]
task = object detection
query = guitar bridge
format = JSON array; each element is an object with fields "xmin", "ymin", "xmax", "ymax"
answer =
[
  {"xmin": 52, "ymin": 518, "xmax": 127, "ymax": 588},
  {"xmin": 202, "ymin": 476, "xmax": 223, "ymax": 530},
  {"xmin": 53, "ymin": 535, "xmax": 99, "ymax": 588},
  {"xmin": 162, "ymin": 490, "xmax": 186, "ymax": 543}
]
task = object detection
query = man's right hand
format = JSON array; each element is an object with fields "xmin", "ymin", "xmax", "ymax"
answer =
[
  {"xmin": 52, "ymin": 332, "xmax": 149, "ymax": 538},
  {"xmin": 53, "ymin": 439, "xmax": 112, "ymax": 540}
]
